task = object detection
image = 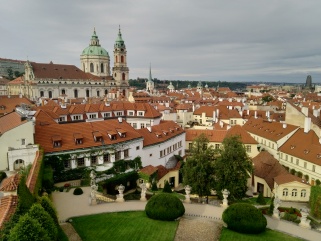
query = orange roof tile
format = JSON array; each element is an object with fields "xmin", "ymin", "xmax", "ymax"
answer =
[
  {"xmin": 0, "ymin": 112, "xmax": 28, "ymax": 134},
  {"xmin": 0, "ymin": 174, "xmax": 20, "ymax": 192},
  {"xmin": 0, "ymin": 195, "xmax": 18, "ymax": 229},
  {"xmin": 274, "ymin": 173, "xmax": 310, "ymax": 186},
  {"xmin": 139, "ymin": 165, "xmax": 158, "ymax": 175}
]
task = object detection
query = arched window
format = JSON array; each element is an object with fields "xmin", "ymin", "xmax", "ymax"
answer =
[
  {"xmin": 97, "ymin": 90, "xmax": 100, "ymax": 97},
  {"xmin": 83, "ymin": 63, "xmax": 85, "ymax": 71},
  {"xmin": 116, "ymin": 56, "xmax": 118, "ymax": 63},
  {"xmin": 105, "ymin": 89, "xmax": 108, "ymax": 95},
  {"xmin": 301, "ymin": 189, "xmax": 306, "ymax": 197},
  {"xmin": 101, "ymin": 63, "xmax": 104, "ymax": 73},
  {"xmin": 97, "ymin": 64, "xmax": 99, "ymax": 72},
  {"xmin": 283, "ymin": 188, "xmax": 288, "ymax": 196},
  {"xmin": 122, "ymin": 73, "xmax": 126, "ymax": 81},
  {"xmin": 14, "ymin": 159, "xmax": 24, "ymax": 170},
  {"xmin": 86, "ymin": 89, "xmax": 90, "ymax": 98},
  {"xmin": 90, "ymin": 63, "xmax": 94, "ymax": 72},
  {"xmin": 61, "ymin": 89, "xmax": 66, "ymax": 95},
  {"xmin": 121, "ymin": 55, "xmax": 124, "ymax": 63},
  {"xmin": 292, "ymin": 189, "xmax": 297, "ymax": 197},
  {"xmin": 74, "ymin": 89, "xmax": 78, "ymax": 98},
  {"xmin": 40, "ymin": 91, "xmax": 44, "ymax": 97},
  {"xmin": 115, "ymin": 73, "xmax": 117, "ymax": 77},
  {"xmin": 48, "ymin": 91, "xmax": 52, "ymax": 98}
]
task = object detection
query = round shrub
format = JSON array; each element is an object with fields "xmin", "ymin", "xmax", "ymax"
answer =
[
  {"xmin": 222, "ymin": 203, "xmax": 267, "ymax": 234},
  {"xmin": 73, "ymin": 187, "xmax": 83, "ymax": 195},
  {"xmin": 145, "ymin": 193, "xmax": 185, "ymax": 221}
]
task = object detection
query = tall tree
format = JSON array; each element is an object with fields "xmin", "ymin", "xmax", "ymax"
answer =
[
  {"xmin": 183, "ymin": 133, "xmax": 216, "ymax": 202},
  {"xmin": 214, "ymin": 135, "xmax": 253, "ymax": 201}
]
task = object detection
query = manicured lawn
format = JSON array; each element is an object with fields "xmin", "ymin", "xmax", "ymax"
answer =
[
  {"xmin": 71, "ymin": 211, "xmax": 178, "ymax": 241},
  {"xmin": 219, "ymin": 228, "xmax": 304, "ymax": 241}
]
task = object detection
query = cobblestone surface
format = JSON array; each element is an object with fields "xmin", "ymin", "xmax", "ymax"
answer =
[{"xmin": 174, "ymin": 217, "xmax": 223, "ymax": 241}]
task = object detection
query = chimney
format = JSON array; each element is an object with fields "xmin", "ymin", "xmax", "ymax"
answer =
[
  {"xmin": 283, "ymin": 123, "xmax": 287, "ymax": 129},
  {"xmin": 216, "ymin": 109, "xmax": 219, "ymax": 119},
  {"xmin": 313, "ymin": 109, "xmax": 320, "ymax": 118},
  {"xmin": 304, "ymin": 117, "xmax": 311, "ymax": 133},
  {"xmin": 220, "ymin": 121, "xmax": 223, "ymax": 128},
  {"xmin": 301, "ymin": 106, "xmax": 308, "ymax": 116},
  {"xmin": 227, "ymin": 125, "xmax": 231, "ymax": 130},
  {"xmin": 147, "ymin": 126, "xmax": 152, "ymax": 132},
  {"xmin": 213, "ymin": 111, "xmax": 216, "ymax": 122},
  {"xmin": 118, "ymin": 117, "xmax": 122, "ymax": 123},
  {"xmin": 19, "ymin": 92, "xmax": 22, "ymax": 98},
  {"xmin": 247, "ymin": 109, "xmax": 250, "ymax": 115},
  {"xmin": 254, "ymin": 111, "xmax": 257, "ymax": 119}
]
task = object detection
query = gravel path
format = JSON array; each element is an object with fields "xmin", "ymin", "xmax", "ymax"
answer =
[
  {"xmin": 175, "ymin": 217, "xmax": 223, "ymax": 241},
  {"xmin": 60, "ymin": 223, "xmax": 82, "ymax": 241}
]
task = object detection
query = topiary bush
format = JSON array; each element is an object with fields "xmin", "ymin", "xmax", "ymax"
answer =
[
  {"xmin": 73, "ymin": 187, "xmax": 83, "ymax": 195},
  {"xmin": 256, "ymin": 192, "xmax": 266, "ymax": 205},
  {"xmin": 163, "ymin": 180, "xmax": 172, "ymax": 193},
  {"xmin": 151, "ymin": 181, "xmax": 158, "ymax": 191},
  {"xmin": 222, "ymin": 203, "xmax": 267, "ymax": 234},
  {"xmin": 145, "ymin": 193, "xmax": 185, "ymax": 221}
]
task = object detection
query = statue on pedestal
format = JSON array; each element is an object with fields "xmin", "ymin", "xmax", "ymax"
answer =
[
  {"xmin": 89, "ymin": 170, "xmax": 98, "ymax": 205},
  {"xmin": 116, "ymin": 184, "xmax": 125, "ymax": 202},
  {"xmin": 272, "ymin": 196, "xmax": 281, "ymax": 219},
  {"xmin": 184, "ymin": 185, "xmax": 192, "ymax": 203},
  {"xmin": 222, "ymin": 189, "xmax": 230, "ymax": 207},
  {"xmin": 140, "ymin": 183, "xmax": 147, "ymax": 201},
  {"xmin": 299, "ymin": 207, "xmax": 311, "ymax": 229}
]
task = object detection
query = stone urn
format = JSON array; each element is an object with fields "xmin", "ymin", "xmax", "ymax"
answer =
[
  {"xmin": 222, "ymin": 189, "xmax": 230, "ymax": 207},
  {"xmin": 116, "ymin": 184, "xmax": 125, "ymax": 202},
  {"xmin": 272, "ymin": 196, "xmax": 280, "ymax": 219},
  {"xmin": 184, "ymin": 185, "xmax": 192, "ymax": 203}
]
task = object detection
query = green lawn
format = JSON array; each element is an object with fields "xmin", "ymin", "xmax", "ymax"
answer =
[
  {"xmin": 71, "ymin": 211, "xmax": 178, "ymax": 241},
  {"xmin": 219, "ymin": 228, "xmax": 304, "ymax": 241}
]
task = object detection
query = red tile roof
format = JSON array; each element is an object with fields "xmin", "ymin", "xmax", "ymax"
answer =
[
  {"xmin": 0, "ymin": 96, "xmax": 33, "ymax": 115},
  {"xmin": 185, "ymin": 129, "xmax": 227, "ymax": 142},
  {"xmin": 0, "ymin": 112, "xmax": 28, "ymax": 134},
  {"xmin": 226, "ymin": 125, "xmax": 258, "ymax": 144},
  {"xmin": 139, "ymin": 165, "xmax": 158, "ymax": 176},
  {"xmin": 274, "ymin": 173, "xmax": 310, "ymax": 186},
  {"xmin": 0, "ymin": 174, "xmax": 20, "ymax": 192},
  {"xmin": 26, "ymin": 151, "xmax": 42, "ymax": 194},
  {"xmin": 0, "ymin": 195, "xmax": 18, "ymax": 229}
]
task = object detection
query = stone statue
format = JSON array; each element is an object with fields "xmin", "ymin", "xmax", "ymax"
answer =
[
  {"xmin": 140, "ymin": 183, "xmax": 147, "ymax": 201},
  {"xmin": 299, "ymin": 207, "xmax": 311, "ymax": 229},
  {"xmin": 184, "ymin": 185, "xmax": 192, "ymax": 203},
  {"xmin": 272, "ymin": 196, "xmax": 281, "ymax": 219},
  {"xmin": 90, "ymin": 170, "xmax": 96, "ymax": 186},
  {"xmin": 222, "ymin": 189, "xmax": 230, "ymax": 207},
  {"xmin": 116, "ymin": 184, "xmax": 125, "ymax": 202}
]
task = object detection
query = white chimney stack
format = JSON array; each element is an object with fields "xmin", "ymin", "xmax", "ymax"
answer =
[
  {"xmin": 213, "ymin": 111, "xmax": 216, "ymax": 122},
  {"xmin": 254, "ymin": 111, "xmax": 257, "ymax": 119},
  {"xmin": 118, "ymin": 117, "xmax": 123, "ymax": 123},
  {"xmin": 147, "ymin": 126, "xmax": 152, "ymax": 132},
  {"xmin": 304, "ymin": 117, "xmax": 311, "ymax": 133},
  {"xmin": 283, "ymin": 123, "xmax": 287, "ymax": 129}
]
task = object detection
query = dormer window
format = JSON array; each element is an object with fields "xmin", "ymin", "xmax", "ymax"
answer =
[
  {"xmin": 290, "ymin": 145, "xmax": 295, "ymax": 149},
  {"xmin": 137, "ymin": 111, "xmax": 144, "ymax": 116},
  {"xmin": 162, "ymin": 130, "xmax": 169, "ymax": 136},
  {"xmin": 304, "ymin": 149, "xmax": 309, "ymax": 154},
  {"xmin": 117, "ymin": 129, "xmax": 127, "ymax": 138},
  {"xmin": 74, "ymin": 133, "xmax": 83, "ymax": 145},
  {"xmin": 107, "ymin": 130, "xmax": 118, "ymax": 140},
  {"xmin": 93, "ymin": 131, "xmax": 103, "ymax": 142},
  {"xmin": 175, "ymin": 126, "xmax": 180, "ymax": 131},
  {"xmin": 52, "ymin": 135, "xmax": 62, "ymax": 147},
  {"xmin": 155, "ymin": 132, "xmax": 162, "ymax": 138},
  {"xmin": 169, "ymin": 128, "xmax": 174, "ymax": 133},
  {"xmin": 128, "ymin": 111, "xmax": 134, "ymax": 116}
]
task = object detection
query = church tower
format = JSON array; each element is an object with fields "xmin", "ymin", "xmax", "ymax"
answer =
[
  {"xmin": 80, "ymin": 28, "xmax": 110, "ymax": 77},
  {"xmin": 146, "ymin": 64, "xmax": 154, "ymax": 93},
  {"xmin": 112, "ymin": 26, "xmax": 129, "ymax": 89}
]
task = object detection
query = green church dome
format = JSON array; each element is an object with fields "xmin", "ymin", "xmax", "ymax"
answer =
[{"xmin": 81, "ymin": 28, "xmax": 109, "ymax": 57}]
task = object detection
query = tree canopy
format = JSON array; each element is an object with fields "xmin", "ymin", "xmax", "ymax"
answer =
[
  {"xmin": 214, "ymin": 135, "xmax": 253, "ymax": 200},
  {"xmin": 183, "ymin": 133, "xmax": 217, "ymax": 200}
]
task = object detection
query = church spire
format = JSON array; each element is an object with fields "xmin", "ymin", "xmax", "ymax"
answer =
[{"xmin": 148, "ymin": 63, "xmax": 152, "ymax": 82}]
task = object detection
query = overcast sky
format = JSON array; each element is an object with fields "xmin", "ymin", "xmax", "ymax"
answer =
[{"xmin": 1, "ymin": 0, "xmax": 321, "ymax": 83}]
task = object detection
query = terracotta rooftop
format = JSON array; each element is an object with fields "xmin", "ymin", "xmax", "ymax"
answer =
[
  {"xmin": 279, "ymin": 128, "xmax": 321, "ymax": 166},
  {"xmin": 252, "ymin": 151, "xmax": 288, "ymax": 189},
  {"xmin": 26, "ymin": 151, "xmax": 42, "ymax": 194},
  {"xmin": 35, "ymin": 119, "xmax": 143, "ymax": 153},
  {"xmin": 243, "ymin": 118, "xmax": 298, "ymax": 142},
  {"xmin": 274, "ymin": 173, "xmax": 310, "ymax": 186},
  {"xmin": 0, "ymin": 174, "xmax": 20, "ymax": 192},
  {"xmin": 139, "ymin": 165, "xmax": 158, "ymax": 176},
  {"xmin": 0, "ymin": 96, "xmax": 33, "ymax": 115},
  {"xmin": 185, "ymin": 129, "xmax": 227, "ymax": 142},
  {"xmin": 137, "ymin": 121, "xmax": 185, "ymax": 147},
  {"xmin": 226, "ymin": 125, "xmax": 258, "ymax": 144},
  {"xmin": 0, "ymin": 112, "xmax": 28, "ymax": 134},
  {"xmin": 0, "ymin": 195, "xmax": 18, "ymax": 229}
]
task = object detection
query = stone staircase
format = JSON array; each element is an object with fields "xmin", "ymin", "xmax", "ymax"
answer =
[{"xmin": 96, "ymin": 193, "xmax": 116, "ymax": 204}]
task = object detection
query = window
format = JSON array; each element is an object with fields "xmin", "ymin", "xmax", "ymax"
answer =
[
  {"xmin": 160, "ymin": 150, "xmax": 163, "ymax": 157},
  {"xmin": 215, "ymin": 144, "xmax": 220, "ymax": 149},
  {"xmin": 296, "ymin": 159, "xmax": 299, "ymax": 165},
  {"xmin": 103, "ymin": 113, "xmax": 111, "ymax": 118},
  {"xmin": 272, "ymin": 143, "xmax": 274, "ymax": 149},
  {"xmin": 103, "ymin": 153, "xmax": 110, "ymax": 163},
  {"xmin": 150, "ymin": 153, "xmax": 152, "ymax": 157},
  {"xmin": 285, "ymin": 155, "xmax": 288, "ymax": 161},
  {"xmin": 292, "ymin": 189, "xmax": 297, "ymax": 197},
  {"xmin": 124, "ymin": 149, "xmax": 129, "ymax": 158},
  {"xmin": 128, "ymin": 111, "xmax": 134, "ymax": 116},
  {"xmin": 304, "ymin": 162, "xmax": 307, "ymax": 168},
  {"xmin": 121, "ymin": 55, "xmax": 124, "ymax": 63},
  {"xmin": 40, "ymin": 91, "xmax": 44, "ymax": 97},
  {"xmin": 73, "ymin": 115, "xmax": 82, "ymax": 120},
  {"xmin": 178, "ymin": 150, "xmax": 182, "ymax": 156},
  {"xmin": 91, "ymin": 156, "xmax": 97, "ymax": 165},
  {"xmin": 48, "ymin": 91, "xmax": 52, "ymax": 98},
  {"xmin": 140, "ymin": 123, "xmax": 145, "ymax": 129},
  {"xmin": 301, "ymin": 189, "xmax": 306, "ymax": 197},
  {"xmin": 246, "ymin": 145, "xmax": 251, "ymax": 153},
  {"xmin": 89, "ymin": 114, "xmax": 97, "ymax": 119},
  {"xmin": 59, "ymin": 117, "xmax": 66, "ymax": 122},
  {"xmin": 97, "ymin": 90, "xmax": 100, "ymax": 97},
  {"xmin": 291, "ymin": 157, "xmax": 293, "ymax": 163},
  {"xmin": 75, "ymin": 138, "xmax": 83, "ymax": 145},
  {"xmin": 64, "ymin": 160, "xmax": 70, "ymax": 168},
  {"xmin": 86, "ymin": 89, "xmax": 90, "ymax": 98},
  {"xmin": 132, "ymin": 123, "xmax": 137, "ymax": 129},
  {"xmin": 283, "ymin": 188, "xmax": 288, "ymax": 196},
  {"xmin": 74, "ymin": 89, "xmax": 78, "ymax": 98},
  {"xmin": 136, "ymin": 146, "xmax": 140, "ymax": 150},
  {"xmin": 77, "ymin": 158, "xmax": 85, "ymax": 167},
  {"xmin": 312, "ymin": 165, "xmax": 316, "ymax": 172},
  {"xmin": 21, "ymin": 139, "xmax": 26, "ymax": 145},
  {"xmin": 188, "ymin": 143, "xmax": 192, "ymax": 149},
  {"xmin": 62, "ymin": 89, "xmax": 66, "ymax": 95},
  {"xmin": 53, "ymin": 141, "xmax": 61, "ymax": 147},
  {"xmin": 122, "ymin": 73, "xmax": 126, "ymax": 81},
  {"xmin": 115, "ymin": 151, "xmax": 121, "ymax": 161},
  {"xmin": 280, "ymin": 153, "xmax": 283, "ymax": 159},
  {"xmin": 116, "ymin": 111, "xmax": 123, "ymax": 116},
  {"xmin": 138, "ymin": 111, "xmax": 144, "ymax": 116},
  {"xmin": 100, "ymin": 63, "xmax": 104, "ymax": 73},
  {"xmin": 90, "ymin": 63, "xmax": 94, "ymax": 72}
]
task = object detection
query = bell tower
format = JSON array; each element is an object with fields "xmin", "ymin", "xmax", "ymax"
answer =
[{"xmin": 112, "ymin": 26, "xmax": 129, "ymax": 88}]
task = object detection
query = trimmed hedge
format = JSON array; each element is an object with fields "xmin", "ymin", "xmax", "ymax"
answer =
[
  {"xmin": 222, "ymin": 203, "xmax": 267, "ymax": 234},
  {"xmin": 257, "ymin": 192, "xmax": 266, "ymax": 205},
  {"xmin": 309, "ymin": 186, "xmax": 321, "ymax": 219},
  {"xmin": 73, "ymin": 187, "xmax": 83, "ymax": 195},
  {"xmin": 163, "ymin": 180, "xmax": 172, "ymax": 193},
  {"xmin": 0, "ymin": 171, "xmax": 7, "ymax": 183},
  {"xmin": 145, "ymin": 193, "xmax": 185, "ymax": 221}
]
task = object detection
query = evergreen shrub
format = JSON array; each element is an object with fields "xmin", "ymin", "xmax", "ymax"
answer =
[
  {"xmin": 73, "ymin": 187, "xmax": 83, "ymax": 195},
  {"xmin": 256, "ymin": 192, "xmax": 266, "ymax": 205},
  {"xmin": 151, "ymin": 181, "xmax": 158, "ymax": 191},
  {"xmin": 39, "ymin": 196, "xmax": 58, "ymax": 224},
  {"xmin": 222, "ymin": 203, "xmax": 267, "ymax": 234},
  {"xmin": 145, "ymin": 193, "xmax": 185, "ymax": 221},
  {"xmin": 163, "ymin": 180, "xmax": 172, "ymax": 193}
]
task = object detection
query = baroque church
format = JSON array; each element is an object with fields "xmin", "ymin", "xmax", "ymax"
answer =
[{"xmin": 8, "ymin": 27, "xmax": 130, "ymax": 101}]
